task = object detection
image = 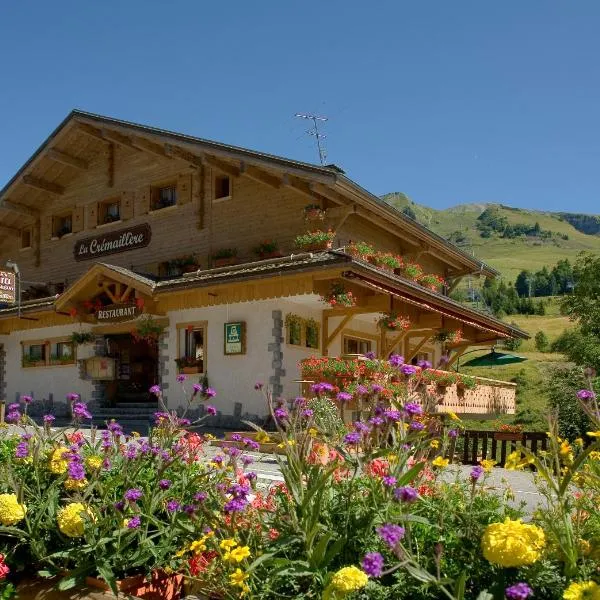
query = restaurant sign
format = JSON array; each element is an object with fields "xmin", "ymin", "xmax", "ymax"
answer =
[
  {"xmin": 0, "ymin": 270, "xmax": 16, "ymax": 304},
  {"xmin": 74, "ymin": 224, "xmax": 151, "ymax": 261},
  {"xmin": 96, "ymin": 303, "xmax": 142, "ymax": 323}
]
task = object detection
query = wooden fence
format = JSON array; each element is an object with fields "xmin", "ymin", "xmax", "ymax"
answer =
[{"xmin": 450, "ymin": 430, "xmax": 548, "ymax": 467}]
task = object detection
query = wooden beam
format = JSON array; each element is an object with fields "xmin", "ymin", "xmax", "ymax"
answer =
[
  {"xmin": 100, "ymin": 129, "xmax": 141, "ymax": 152},
  {"xmin": 22, "ymin": 175, "xmax": 64, "ymax": 196},
  {"xmin": 100, "ymin": 282, "xmax": 118, "ymax": 304},
  {"xmin": 417, "ymin": 313, "xmax": 443, "ymax": 329},
  {"xmin": 107, "ymin": 142, "xmax": 115, "ymax": 188},
  {"xmin": 322, "ymin": 310, "xmax": 329, "ymax": 356},
  {"xmin": 447, "ymin": 276, "xmax": 465, "ymax": 294},
  {"xmin": 0, "ymin": 200, "xmax": 38, "ymax": 217},
  {"xmin": 130, "ymin": 136, "xmax": 173, "ymax": 159},
  {"xmin": 406, "ymin": 334, "xmax": 433, "ymax": 362},
  {"xmin": 47, "ymin": 148, "xmax": 89, "ymax": 170},
  {"xmin": 384, "ymin": 329, "xmax": 410, "ymax": 357},
  {"xmin": 0, "ymin": 224, "xmax": 19, "ymax": 236},
  {"xmin": 165, "ymin": 144, "xmax": 205, "ymax": 168},
  {"xmin": 446, "ymin": 347, "xmax": 467, "ymax": 368},
  {"xmin": 326, "ymin": 313, "xmax": 353, "ymax": 350},
  {"xmin": 76, "ymin": 122, "xmax": 109, "ymax": 143},
  {"xmin": 239, "ymin": 162, "xmax": 281, "ymax": 188},
  {"xmin": 204, "ymin": 155, "xmax": 241, "ymax": 178},
  {"xmin": 329, "ymin": 204, "xmax": 356, "ymax": 231},
  {"xmin": 312, "ymin": 183, "xmax": 348, "ymax": 206}
]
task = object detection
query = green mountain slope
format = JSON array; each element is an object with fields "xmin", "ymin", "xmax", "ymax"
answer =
[{"xmin": 383, "ymin": 193, "xmax": 600, "ymax": 280}]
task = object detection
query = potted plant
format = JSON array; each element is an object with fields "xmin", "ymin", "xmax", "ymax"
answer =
[
  {"xmin": 371, "ymin": 252, "xmax": 403, "ymax": 272},
  {"xmin": 419, "ymin": 273, "xmax": 446, "ymax": 292},
  {"xmin": 320, "ymin": 283, "xmax": 357, "ymax": 308},
  {"xmin": 213, "ymin": 248, "xmax": 238, "ymax": 268},
  {"xmin": 294, "ymin": 229, "xmax": 336, "ymax": 252},
  {"xmin": 178, "ymin": 255, "xmax": 199, "ymax": 273},
  {"xmin": 175, "ymin": 356, "xmax": 201, "ymax": 374},
  {"xmin": 376, "ymin": 312, "xmax": 411, "ymax": 332},
  {"xmin": 254, "ymin": 240, "xmax": 282, "ymax": 259},
  {"xmin": 400, "ymin": 262, "xmax": 424, "ymax": 280},
  {"xmin": 433, "ymin": 329, "xmax": 464, "ymax": 345},
  {"xmin": 494, "ymin": 423, "xmax": 524, "ymax": 441},
  {"xmin": 71, "ymin": 331, "xmax": 95, "ymax": 345},
  {"xmin": 132, "ymin": 316, "xmax": 165, "ymax": 346},
  {"xmin": 345, "ymin": 241, "xmax": 375, "ymax": 261},
  {"xmin": 456, "ymin": 374, "xmax": 478, "ymax": 392},
  {"xmin": 303, "ymin": 203, "xmax": 326, "ymax": 222}
]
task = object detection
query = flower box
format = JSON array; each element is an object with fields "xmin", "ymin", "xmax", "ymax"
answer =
[
  {"xmin": 213, "ymin": 256, "xmax": 239, "ymax": 268},
  {"xmin": 182, "ymin": 366, "xmax": 200, "ymax": 374},
  {"xmin": 259, "ymin": 251, "xmax": 283, "ymax": 259},
  {"xmin": 301, "ymin": 240, "xmax": 333, "ymax": 252},
  {"xmin": 304, "ymin": 207, "xmax": 326, "ymax": 222},
  {"xmin": 182, "ymin": 264, "xmax": 199, "ymax": 273},
  {"xmin": 86, "ymin": 571, "xmax": 183, "ymax": 600},
  {"xmin": 493, "ymin": 432, "xmax": 524, "ymax": 442}
]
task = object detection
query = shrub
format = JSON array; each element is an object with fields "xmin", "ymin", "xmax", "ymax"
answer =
[{"xmin": 535, "ymin": 331, "xmax": 549, "ymax": 352}]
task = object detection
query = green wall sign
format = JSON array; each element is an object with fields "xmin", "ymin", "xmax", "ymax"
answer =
[{"xmin": 224, "ymin": 321, "xmax": 246, "ymax": 355}]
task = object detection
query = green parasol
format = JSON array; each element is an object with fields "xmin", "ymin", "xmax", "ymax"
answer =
[{"xmin": 460, "ymin": 350, "xmax": 527, "ymax": 368}]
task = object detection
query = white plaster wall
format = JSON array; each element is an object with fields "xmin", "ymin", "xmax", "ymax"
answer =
[{"xmin": 3, "ymin": 324, "xmax": 96, "ymax": 405}]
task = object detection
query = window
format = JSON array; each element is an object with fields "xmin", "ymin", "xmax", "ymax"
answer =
[
  {"xmin": 20, "ymin": 228, "xmax": 32, "ymax": 249},
  {"xmin": 343, "ymin": 335, "xmax": 372, "ymax": 356},
  {"xmin": 305, "ymin": 320, "xmax": 320, "ymax": 349},
  {"xmin": 21, "ymin": 338, "xmax": 76, "ymax": 368},
  {"xmin": 99, "ymin": 198, "xmax": 121, "ymax": 224},
  {"xmin": 214, "ymin": 175, "xmax": 231, "ymax": 201},
  {"xmin": 287, "ymin": 320, "xmax": 302, "ymax": 346},
  {"xmin": 285, "ymin": 314, "xmax": 320, "ymax": 350},
  {"xmin": 53, "ymin": 213, "xmax": 72, "ymax": 238},
  {"xmin": 177, "ymin": 323, "xmax": 206, "ymax": 373},
  {"xmin": 152, "ymin": 184, "xmax": 177, "ymax": 211}
]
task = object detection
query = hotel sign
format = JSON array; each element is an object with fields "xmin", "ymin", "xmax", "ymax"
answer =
[
  {"xmin": 74, "ymin": 224, "xmax": 151, "ymax": 261},
  {"xmin": 96, "ymin": 303, "xmax": 141, "ymax": 323},
  {"xmin": 0, "ymin": 270, "xmax": 16, "ymax": 304}
]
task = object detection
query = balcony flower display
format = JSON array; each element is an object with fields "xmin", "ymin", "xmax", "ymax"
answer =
[
  {"xmin": 371, "ymin": 252, "xmax": 403, "ymax": 272},
  {"xmin": 346, "ymin": 241, "xmax": 375, "ymax": 261},
  {"xmin": 254, "ymin": 240, "xmax": 282, "ymax": 259},
  {"xmin": 303, "ymin": 203, "xmax": 326, "ymax": 222},
  {"xmin": 401, "ymin": 262, "xmax": 425, "ymax": 281},
  {"xmin": 419, "ymin": 273, "xmax": 446, "ymax": 292},
  {"xmin": 321, "ymin": 283, "xmax": 356, "ymax": 308},
  {"xmin": 376, "ymin": 312, "xmax": 411, "ymax": 332},
  {"xmin": 212, "ymin": 248, "xmax": 238, "ymax": 268},
  {"xmin": 294, "ymin": 229, "xmax": 336, "ymax": 252},
  {"xmin": 433, "ymin": 329, "xmax": 464, "ymax": 345}
]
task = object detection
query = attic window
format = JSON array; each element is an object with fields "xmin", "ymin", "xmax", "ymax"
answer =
[
  {"xmin": 99, "ymin": 198, "xmax": 120, "ymax": 224},
  {"xmin": 53, "ymin": 213, "xmax": 72, "ymax": 238},
  {"xmin": 20, "ymin": 228, "xmax": 32, "ymax": 249},
  {"xmin": 214, "ymin": 175, "xmax": 231, "ymax": 201},
  {"xmin": 152, "ymin": 184, "xmax": 177, "ymax": 211}
]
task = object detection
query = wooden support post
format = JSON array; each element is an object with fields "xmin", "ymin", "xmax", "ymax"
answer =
[
  {"xmin": 108, "ymin": 142, "xmax": 115, "ymax": 187},
  {"xmin": 384, "ymin": 330, "xmax": 410, "ymax": 357},
  {"xmin": 379, "ymin": 328, "xmax": 386, "ymax": 359},
  {"xmin": 326, "ymin": 313, "xmax": 353, "ymax": 352},
  {"xmin": 322, "ymin": 310, "xmax": 329, "ymax": 356},
  {"xmin": 34, "ymin": 218, "xmax": 41, "ymax": 267},
  {"xmin": 446, "ymin": 347, "xmax": 467, "ymax": 368},
  {"xmin": 406, "ymin": 335, "xmax": 433, "ymax": 362}
]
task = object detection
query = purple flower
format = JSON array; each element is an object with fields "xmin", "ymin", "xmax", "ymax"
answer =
[
  {"xmin": 389, "ymin": 354, "xmax": 405, "ymax": 368},
  {"xmin": 176, "ymin": 374, "xmax": 187, "ymax": 383},
  {"xmin": 336, "ymin": 392, "xmax": 353, "ymax": 403},
  {"xmin": 302, "ymin": 408, "xmax": 314, "ymax": 418},
  {"xmin": 204, "ymin": 387, "xmax": 217, "ymax": 398},
  {"xmin": 403, "ymin": 402, "xmax": 423, "ymax": 416},
  {"xmin": 243, "ymin": 438, "xmax": 260, "ymax": 451},
  {"xmin": 356, "ymin": 384, "xmax": 369, "ymax": 396},
  {"xmin": 68, "ymin": 460, "xmax": 85, "ymax": 481},
  {"xmin": 361, "ymin": 552, "xmax": 384, "ymax": 577},
  {"xmin": 114, "ymin": 500, "xmax": 125, "ymax": 512},
  {"xmin": 72, "ymin": 402, "xmax": 92, "ymax": 419},
  {"xmin": 505, "ymin": 583, "xmax": 533, "ymax": 600},
  {"xmin": 470, "ymin": 466, "xmax": 484, "ymax": 482},
  {"xmin": 353, "ymin": 421, "xmax": 371, "ymax": 434},
  {"xmin": 149, "ymin": 385, "xmax": 161, "ymax": 395},
  {"xmin": 8, "ymin": 403, "xmax": 19, "ymax": 411},
  {"xmin": 401, "ymin": 364, "xmax": 417, "ymax": 376},
  {"xmin": 294, "ymin": 396, "xmax": 306, "ymax": 406},
  {"xmin": 577, "ymin": 389, "xmax": 596, "ymax": 400},
  {"xmin": 66, "ymin": 393, "xmax": 80, "ymax": 402},
  {"xmin": 159, "ymin": 479, "xmax": 172, "ymax": 490},
  {"xmin": 369, "ymin": 416, "xmax": 384, "ymax": 427},
  {"xmin": 409, "ymin": 421, "xmax": 425, "ymax": 431},
  {"xmin": 127, "ymin": 516, "xmax": 141, "ymax": 529},
  {"xmin": 183, "ymin": 504, "xmax": 196, "ymax": 515},
  {"xmin": 194, "ymin": 492, "xmax": 207, "ymax": 502},
  {"xmin": 192, "ymin": 383, "xmax": 203, "ymax": 394},
  {"xmin": 125, "ymin": 445, "xmax": 138, "ymax": 460},
  {"xmin": 363, "ymin": 351, "xmax": 376, "ymax": 359},
  {"xmin": 394, "ymin": 486, "xmax": 418, "ymax": 503},
  {"xmin": 344, "ymin": 432, "xmax": 361, "ymax": 445},
  {"xmin": 107, "ymin": 421, "xmax": 123, "ymax": 434},
  {"xmin": 274, "ymin": 407, "xmax": 289, "ymax": 421},
  {"xmin": 206, "ymin": 405, "xmax": 217, "ymax": 416},
  {"xmin": 241, "ymin": 455, "xmax": 254, "ymax": 466},
  {"xmin": 43, "ymin": 414, "xmax": 56, "ymax": 425},
  {"xmin": 254, "ymin": 382, "xmax": 264, "ymax": 391},
  {"xmin": 231, "ymin": 433, "xmax": 242, "ymax": 442},
  {"xmin": 223, "ymin": 497, "xmax": 248, "ymax": 513},
  {"xmin": 377, "ymin": 523, "xmax": 405, "ymax": 548},
  {"xmin": 228, "ymin": 447, "xmax": 241, "ymax": 458},
  {"xmin": 371, "ymin": 384, "xmax": 384, "ymax": 394},
  {"xmin": 15, "ymin": 442, "xmax": 29, "ymax": 459},
  {"xmin": 5, "ymin": 411, "xmax": 21, "ymax": 423},
  {"xmin": 166, "ymin": 500, "xmax": 181, "ymax": 512},
  {"xmin": 20, "ymin": 395, "xmax": 33, "ymax": 404},
  {"xmin": 124, "ymin": 488, "xmax": 143, "ymax": 502},
  {"xmin": 384, "ymin": 409, "xmax": 401, "ymax": 422},
  {"xmin": 212, "ymin": 455, "xmax": 224, "ymax": 464},
  {"xmin": 244, "ymin": 472, "xmax": 257, "ymax": 481},
  {"xmin": 154, "ymin": 411, "xmax": 170, "ymax": 425},
  {"xmin": 448, "ymin": 428, "xmax": 459, "ymax": 438},
  {"xmin": 417, "ymin": 359, "xmax": 432, "ymax": 369},
  {"xmin": 311, "ymin": 382, "xmax": 334, "ymax": 395},
  {"xmin": 382, "ymin": 476, "xmax": 397, "ymax": 487}
]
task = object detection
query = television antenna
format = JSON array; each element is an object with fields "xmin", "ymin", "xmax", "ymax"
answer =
[{"xmin": 295, "ymin": 113, "xmax": 328, "ymax": 165}]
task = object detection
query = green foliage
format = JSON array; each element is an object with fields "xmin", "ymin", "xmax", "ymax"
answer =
[{"xmin": 535, "ymin": 331, "xmax": 549, "ymax": 352}]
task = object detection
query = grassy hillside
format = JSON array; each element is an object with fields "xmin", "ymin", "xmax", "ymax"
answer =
[{"xmin": 383, "ymin": 193, "xmax": 600, "ymax": 280}]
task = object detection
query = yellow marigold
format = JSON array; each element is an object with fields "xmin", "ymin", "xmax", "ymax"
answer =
[
  {"xmin": 329, "ymin": 566, "xmax": 369, "ymax": 594},
  {"xmin": 225, "ymin": 545, "xmax": 251, "ymax": 563},
  {"xmin": 480, "ymin": 459, "xmax": 496, "ymax": 473},
  {"xmin": 190, "ymin": 533, "xmax": 213, "ymax": 555},
  {"xmin": 481, "ymin": 518, "xmax": 545, "ymax": 567},
  {"xmin": 430, "ymin": 440, "xmax": 440, "ymax": 449},
  {"xmin": 448, "ymin": 411, "xmax": 461, "ymax": 421},
  {"xmin": 563, "ymin": 581, "xmax": 600, "ymax": 600},
  {"xmin": 505, "ymin": 451, "xmax": 533, "ymax": 471},
  {"xmin": 48, "ymin": 447, "xmax": 69, "ymax": 474},
  {"xmin": 590, "ymin": 451, "xmax": 600, "ymax": 461},
  {"xmin": 64, "ymin": 478, "xmax": 88, "ymax": 491},
  {"xmin": 432, "ymin": 456, "xmax": 449, "ymax": 468},
  {"xmin": 85, "ymin": 455, "xmax": 103, "ymax": 471},
  {"xmin": 575, "ymin": 438, "xmax": 584, "ymax": 447},
  {"xmin": 220, "ymin": 538, "xmax": 238, "ymax": 550},
  {"xmin": 230, "ymin": 568, "xmax": 249, "ymax": 588},
  {"xmin": 0, "ymin": 493, "xmax": 26, "ymax": 526},
  {"xmin": 308, "ymin": 428, "xmax": 318, "ymax": 438},
  {"xmin": 57, "ymin": 503, "xmax": 93, "ymax": 538},
  {"xmin": 255, "ymin": 431, "xmax": 271, "ymax": 444},
  {"xmin": 587, "ymin": 431, "xmax": 600, "ymax": 438}
]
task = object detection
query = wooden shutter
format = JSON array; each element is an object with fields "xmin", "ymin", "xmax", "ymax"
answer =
[
  {"xmin": 42, "ymin": 216, "xmax": 53, "ymax": 241},
  {"xmin": 177, "ymin": 173, "xmax": 192, "ymax": 205},
  {"xmin": 121, "ymin": 191, "xmax": 135, "ymax": 220},
  {"xmin": 72, "ymin": 206, "xmax": 85, "ymax": 233},
  {"xmin": 87, "ymin": 203, "xmax": 98, "ymax": 229},
  {"xmin": 138, "ymin": 185, "xmax": 151, "ymax": 214}
]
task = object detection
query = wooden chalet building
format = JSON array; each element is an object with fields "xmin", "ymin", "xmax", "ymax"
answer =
[{"xmin": 0, "ymin": 111, "xmax": 527, "ymax": 426}]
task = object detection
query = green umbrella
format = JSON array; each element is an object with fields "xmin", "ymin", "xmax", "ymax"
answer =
[{"xmin": 460, "ymin": 350, "xmax": 527, "ymax": 367}]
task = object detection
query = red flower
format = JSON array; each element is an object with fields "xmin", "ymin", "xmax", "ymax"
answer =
[
  {"xmin": 189, "ymin": 551, "xmax": 218, "ymax": 576},
  {"xmin": 268, "ymin": 528, "xmax": 280, "ymax": 540},
  {"xmin": 0, "ymin": 554, "xmax": 9, "ymax": 580},
  {"xmin": 69, "ymin": 307, "xmax": 78, "ymax": 318}
]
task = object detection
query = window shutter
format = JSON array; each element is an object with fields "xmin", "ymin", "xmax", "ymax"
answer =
[
  {"xmin": 42, "ymin": 216, "xmax": 53, "ymax": 241},
  {"xmin": 121, "ymin": 191, "xmax": 135, "ymax": 220},
  {"xmin": 72, "ymin": 206, "xmax": 85, "ymax": 233},
  {"xmin": 177, "ymin": 173, "xmax": 192, "ymax": 205},
  {"xmin": 138, "ymin": 185, "xmax": 151, "ymax": 214},
  {"xmin": 87, "ymin": 203, "xmax": 98, "ymax": 229}
]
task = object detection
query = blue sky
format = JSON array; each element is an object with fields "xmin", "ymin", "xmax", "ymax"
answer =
[{"xmin": 1, "ymin": 1, "xmax": 599, "ymax": 213}]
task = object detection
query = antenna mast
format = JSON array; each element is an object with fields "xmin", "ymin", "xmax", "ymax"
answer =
[{"xmin": 295, "ymin": 113, "xmax": 328, "ymax": 165}]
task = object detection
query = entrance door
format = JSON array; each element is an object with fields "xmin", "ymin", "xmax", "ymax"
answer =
[{"xmin": 105, "ymin": 334, "xmax": 158, "ymax": 403}]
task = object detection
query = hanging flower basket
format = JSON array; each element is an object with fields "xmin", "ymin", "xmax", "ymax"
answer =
[
  {"xmin": 376, "ymin": 313, "xmax": 411, "ymax": 332},
  {"xmin": 303, "ymin": 204, "xmax": 326, "ymax": 222},
  {"xmin": 320, "ymin": 283, "xmax": 356, "ymax": 308},
  {"xmin": 132, "ymin": 316, "xmax": 166, "ymax": 346}
]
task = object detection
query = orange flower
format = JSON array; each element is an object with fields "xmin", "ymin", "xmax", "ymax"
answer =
[{"xmin": 365, "ymin": 458, "xmax": 390, "ymax": 479}]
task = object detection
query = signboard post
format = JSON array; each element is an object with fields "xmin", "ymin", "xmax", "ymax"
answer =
[
  {"xmin": 0, "ymin": 270, "xmax": 16, "ymax": 304},
  {"xmin": 224, "ymin": 322, "xmax": 246, "ymax": 355}
]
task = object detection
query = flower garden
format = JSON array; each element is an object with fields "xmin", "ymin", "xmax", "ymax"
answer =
[{"xmin": 1, "ymin": 357, "xmax": 600, "ymax": 600}]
